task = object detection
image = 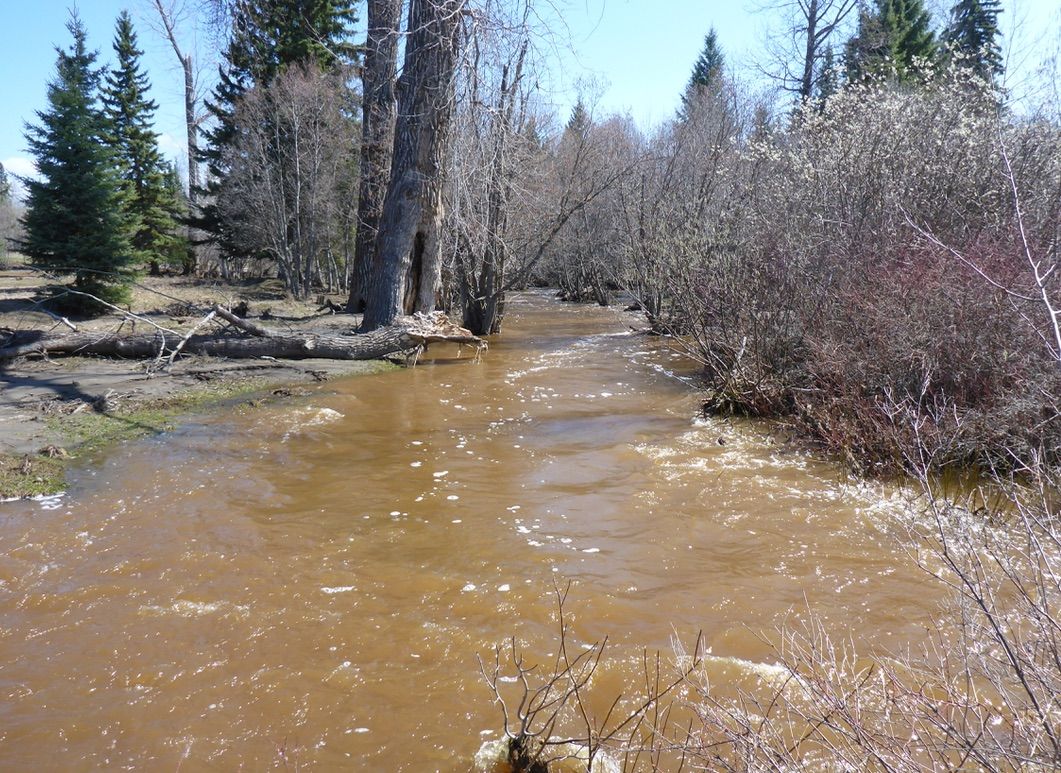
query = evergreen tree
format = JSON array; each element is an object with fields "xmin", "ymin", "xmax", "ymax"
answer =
[
  {"xmin": 160, "ymin": 161, "xmax": 192, "ymax": 271},
  {"xmin": 689, "ymin": 27, "xmax": 724, "ymax": 91},
  {"xmin": 845, "ymin": 0, "xmax": 936, "ymax": 83},
  {"xmin": 565, "ymin": 98, "xmax": 591, "ymax": 140},
  {"xmin": 943, "ymin": 0, "xmax": 1003, "ymax": 81},
  {"xmin": 681, "ymin": 27, "xmax": 724, "ymax": 116},
  {"xmin": 102, "ymin": 11, "xmax": 185, "ymax": 274},
  {"xmin": 816, "ymin": 45, "xmax": 839, "ymax": 104},
  {"xmin": 21, "ymin": 14, "xmax": 137, "ymax": 309},
  {"xmin": 0, "ymin": 162, "xmax": 12, "ymax": 259},
  {"xmin": 844, "ymin": 7, "xmax": 882, "ymax": 81}
]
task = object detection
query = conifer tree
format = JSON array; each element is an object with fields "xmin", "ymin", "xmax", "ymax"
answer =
[
  {"xmin": 21, "ymin": 14, "xmax": 137, "ymax": 309},
  {"xmin": 816, "ymin": 44, "xmax": 840, "ymax": 105},
  {"xmin": 943, "ymin": 0, "xmax": 1003, "ymax": 81},
  {"xmin": 565, "ymin": 98, "xmax": 591, "ymax": 140},
  {"xmin": 202, "ymin": 0, "xmax": 360, "ymax": 184},
  {"xmin": 102, "ymin": 11, "xmax": 185, "ymax": 274},
  {"xmin": 689, "ymin": 28, "xmax": 724, "ymax": 90},
  {"xmin": 681, "ymin": 27, "xmax": 724, "ymax": 115},
  {"xmin": 0, "ymin": 162, "xmax": 12, "ymax": 258},
  {"xmin": 845, "ymin": 0, "xmax": 936, "ymax": 82}
]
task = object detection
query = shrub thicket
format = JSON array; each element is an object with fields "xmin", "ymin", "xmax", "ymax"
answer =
[{"xmin": 529, "ymin": 68, "xmax": 1061, "ymax": 474}]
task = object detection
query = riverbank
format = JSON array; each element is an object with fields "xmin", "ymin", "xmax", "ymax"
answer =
[
  {"xmin": 0, "ymin": 357, "xmax": 393, "ymax": 498},
  {"xmin": 0, "ymin": 259, "xmax": 393, "ymax": 498}
]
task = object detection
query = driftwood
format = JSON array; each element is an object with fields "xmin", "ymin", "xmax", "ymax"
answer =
[{"xmin": 0, "ymin": 306, "xmax": 485, "ymax": 362}]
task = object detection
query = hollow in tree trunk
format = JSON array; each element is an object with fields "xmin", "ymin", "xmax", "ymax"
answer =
[{"xmin": 361, "ymin": 0, "xmax": 465, "ymax": 331}]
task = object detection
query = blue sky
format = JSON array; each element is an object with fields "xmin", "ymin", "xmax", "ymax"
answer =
[{"xmin": 1, "ymin": 0, "xmax": 1058, "ymax": 196}]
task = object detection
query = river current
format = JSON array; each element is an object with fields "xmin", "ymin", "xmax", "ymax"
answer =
[{"xmin": 0, "ymin": 292, "xmax": 936, "ymax": 769}]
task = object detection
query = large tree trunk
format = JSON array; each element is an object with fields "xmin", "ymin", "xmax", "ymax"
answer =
[
  {"xmin": 0, "ymin": 307, "xmax": 483, "ymax": 362},
  {"xmin": 361, "ymin": 0, "xmax": 466, "ymax": 331},
  {"xmin": 347, "ymin": 0, "xmax": 402, "ymax": 313},
  {"xmin": 800, "ymin": 0, "xmax": 819, "ymax": 101}
]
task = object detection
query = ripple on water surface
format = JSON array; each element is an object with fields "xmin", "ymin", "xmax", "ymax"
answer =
[{"xmin": 0, "ymin": 291, "xmax": 934, "ymax": 769}]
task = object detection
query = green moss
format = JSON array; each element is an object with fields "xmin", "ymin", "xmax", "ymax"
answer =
[{"xmin": 0, "ymin": 454, "xmax": 67, "ymax": 499}]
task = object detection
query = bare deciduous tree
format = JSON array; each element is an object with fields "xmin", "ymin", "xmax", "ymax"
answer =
[
  {"xmin": 447, "ymin": 64, "xmax": 641, "ymax": 335},
  {"xmin": 753, "ymin": 0, "xmax": 858, "ymax": 101},
  {"xmin": 216, "ymin": 64, "xmax": 356, "ymax": 298},
  {"xmin": 149, "ymin": 0, "xmax": 213, "ymax": 272},
  {"xmin": 0, "ymin": 162, "xmax": 18, "ymax": 259}
]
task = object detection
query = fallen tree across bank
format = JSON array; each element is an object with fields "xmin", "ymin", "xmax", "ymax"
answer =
[{"xmin": 0, "ymin": 306, "xmax": 486, "ymax": 363}]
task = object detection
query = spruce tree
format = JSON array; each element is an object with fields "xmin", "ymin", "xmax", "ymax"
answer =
[
  {"xmin": 844, "ymin": 7, "xmax": 882, "ymax": 81},
  {"xmin": 21, "ymin": 14, "xmax": 137, "ymax": 310},
  {"xmin": 689, "ymin": 28, "xmax": 724, "ymax": 91},
  {"xmin": 681, "ymin": 27, "xmax": 724, "ymax": 116},
  {"xmin": 162, "ymin": 161, "xmax": 193, "ymax": 272},
  {"xmin": 102, "ymin": 11, "xmax": 184, "ymax": 274},
  {"xmin": 0, "ymin": 162, "xmax": 11, "ymax": 259},
  {"xmin": 943, "ymin": 0, "xmax": 1003, "ymax": 81},
  {"xmin": 845, "ymin": 0, "xmax": 936, "ymax": 83},
  {"xmin": 816, "ymin": 45, "xmax": 840, "ymax": 106},
  {"xmin": 565, "ymin": 98, "xmax": 591, "ymax": 140}
]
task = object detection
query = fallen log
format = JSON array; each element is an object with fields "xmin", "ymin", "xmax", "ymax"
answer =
[{"xmin": 0, "ymin": 306, "xmax": 485, "ymax": 362}]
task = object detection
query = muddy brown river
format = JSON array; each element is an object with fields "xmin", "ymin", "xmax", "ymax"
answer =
[{"xmin": 0, "ymin": 292, "xmax": 937, "ymax": 769}]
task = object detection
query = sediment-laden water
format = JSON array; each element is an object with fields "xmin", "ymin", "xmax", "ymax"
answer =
[{"xmin": 0, "ymin": 292, "xmax": 935, "ymax": 769}]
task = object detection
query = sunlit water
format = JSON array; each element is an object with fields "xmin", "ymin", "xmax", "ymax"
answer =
[{"xmin": 0, "ymin": 292, "xmax": 936, "ymax": 769}]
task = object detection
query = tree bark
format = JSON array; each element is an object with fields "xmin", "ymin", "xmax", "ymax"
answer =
[
  {"xmin": 347, "ymin": 0, "xmax": 402, "ymax": 313},
  {"xmin": 361, "ymin": 0, "xmax": 466, "ymax": 331},
  {"xmin": 0, "ymin": 307, "xmax": 484, "ymax": 362},
  {"xmin": 800, "ymin": 0, "xmax": 819, "ymax": 101}
]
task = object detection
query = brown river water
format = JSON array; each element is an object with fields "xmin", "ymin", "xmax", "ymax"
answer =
[{"xmin": 0, "ymin": 292, "xmax": 939, "ymax": 770}]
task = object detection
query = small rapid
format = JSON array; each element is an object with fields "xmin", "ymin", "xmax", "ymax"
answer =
[{"xmin": 0, "ymin": 291, "xmax": 936, "ymax": 769}]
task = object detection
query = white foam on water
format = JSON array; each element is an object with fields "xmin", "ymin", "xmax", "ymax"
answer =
[
  {"xmin": 1, "ymin": 492, "xmax": 67, "ymax": 507},
  {"xmin": 139, "ymin": 600, "xmax": 250, "ymax": 618},
  {"xmin": 281, "ymin": 407, "xmax": 345, "ymax": 441}
]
